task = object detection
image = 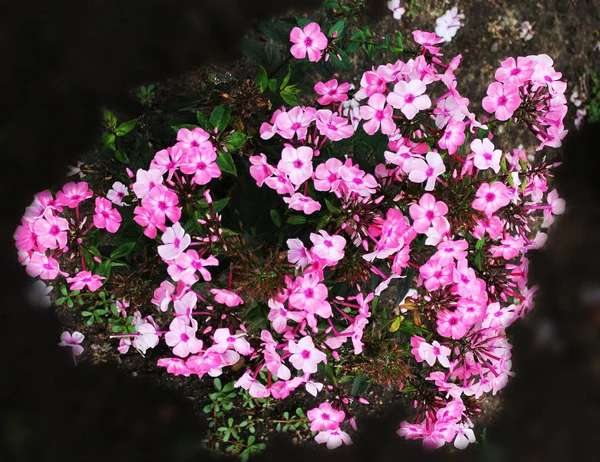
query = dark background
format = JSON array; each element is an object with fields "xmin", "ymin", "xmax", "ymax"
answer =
[{"xmin": 1, "ymin": 1, "xmax": 598, "ymax": 461}]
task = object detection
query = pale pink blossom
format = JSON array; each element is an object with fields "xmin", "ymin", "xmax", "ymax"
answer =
[
  {"xmin": 33, "ymin": 210, "xmax": 69, "ymax": 250},
  {"xmin": 360, "ymin": 93, "xmax": 395, "ymax": 135},
  {"xmin": 290, "ymin": 22, "xmax": 328, "ymax": 62},
  {"xmin": 157, "ymin": 358, "xmax": 192, "ymax": 376},
  {"xmin": 495, "ymin": 57, "xmax": 534, "ymax": 85},
  {"xmin": 288, "ymin": 335, "xmax": 327, "ymax": 373},
  {"xmin": 278, "ymin": 146, "xmax": 314, "ymax": 186},
  {"xmin": 472, "ymin": 182, "xmax": 512, "ymax": 215},
  {"xmin": 106, "ymin": 181, "xmax": 129, "ymax": 206},
  {"xmin": 409, "ymin": 193, "xmax": 450, "ymax": 234},
  {"xmin": 132, "ymin": 168, "xmax": 164, "ymax": 199},
  {"xmin": 211, "ymin": 289, "xmax": 244, "ymax": 307},
  {"xmin": 249, "ymin": 153, "xmax": 275, "ymax": 187},
  {"xmin": 387, "ymin": 79, "xmax": 432, "ymax": 120},
  {"xmin": 26, "ymin": 253, "xmax": 62, "ymax": 280},
  {"xmin": 213, "ymin": 328, "xmax": 253, "ymax": 356},
  {"xmin": 418, "ymin": 340, "xmax": 451, "ymax": 367},
  {"xmin": 482, "ymin": 82, "xmax": 521, "ymax": 121},
  {"xmin": 283, "ymin": 193, "xmax": 321, "ymax": 214},
  {"xmin": 314, "ymin": 429, "xmax": 352, "ymax": 450},
  {"xmin": 59, "ymin": 331, "xmax": 85, "ymax": 358},
  {"xmin": 66, "ymin": 271, "xmax": 106, "ymax": 292},
  {"xmin": 307, "ymin": 402, "xmax": 345, "ymax": 431},
  {"xmin": 275, "ymin": 107, "xmax": 316, "ymax": 140},
  {"xmin": 164, "ymin": 318, "xmax": 203, "ymax": 358},
  {"xmin": 315, "ymin": 110, "xmax": 354, "ymax": 141},
  {"xmin": 471, "ymin": 138, "xmax": 502, "ymax": 173},
  {"xmin": 404, "ymin": 152, "xmax": 445, "ymax": 191},
  {"xmin": 93, "ymin": 197, "xmax": 122, "ymax": 233},
  {"xmin": 150, "ymin": 145, "xmax": 185, "ymax": 181},
  {"xmin": 310, "ymin": 230, "xmax": 346, "ymax": 263},
  {"xmin": 157, "ymin": 222, "xmax": 191, "ymax": 261},
  {"xmin": 314, "ymin": 79, "xmax": 351, "ymax": 105}
]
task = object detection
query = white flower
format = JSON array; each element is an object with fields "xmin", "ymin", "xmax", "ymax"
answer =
[
  {"xmin": 27, "ymin": 280, "xmax": 52, "ymax": 308},
  {"xmin": 66, "ymin": 161, "xmax": 85, "ymax": 178},
  {"xmin": 435, "ymin": 7, "xmax": 464, "ymax": 42}
]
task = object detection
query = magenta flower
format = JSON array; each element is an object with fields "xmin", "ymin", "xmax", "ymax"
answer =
[
  {"xmin": 157, "ymin": 358, "xmax": 191, "ymax": 377},
  {"xmin": 482, "ymin": 82, "xmax": 521, "ymax": 121},
  {"xmin": 283, "ymin": 193, "xmax": 321, "ymax": 215},
  {"xmin": 59, "ymin": 331, "xmax": 85, "ymax": 359},
  {"xmin": 472, "ymin": 182, "xmax": 512, "ymax": 215},
  {"xmin": 310, "ymin": 230, "xmax": 346, "ymax": 263},
  {"xmin": 66, "ymin": 270, "xmax": 106, "ymax": 292},
  {"xmin": 412, "ymin": 30, "xmax": 445, "ymax": 55},
  {"xmin": 249, "ymin": 153, "xmax": 275, "ymax": 187},
  {"xmin": 55, "ymin": 182, "xmax": 93, "ymax": 208},
  {"xmin": 338, "ymin": 161, "xmax": 378, "ymax": 197},
  {"xmin": 275, "ymin": 106, "xmax": 316, "ymax": 140},
  {"xmin": 436, "ymin": 309, "xmax": 468, "ymax": 339},
  {"xmin": 387, "ymin": 79, "xmax": 432, "ymax": 120},
  {"xmin": 264, "ymin": 170, "xmax": 295, "ymax": 196},
  {"xmin": 180, "ymin": 147, "xmax": 221, "ymax": 186},
  {"xmin": 278, "ymin": 146, "xmax": 314, "ymax": 186},
  {"xmin": 164, "ymin": 318, "xmax": 203, "ymax": 358},
  {"xmin": 404, "ymin": 152, "xmax": 446, "ymax": 191},
  {"xmin": 307, "ymin": 402, "xmax": 345, "ymax": 431},
  {"xmin": 213, "ymin": 328, "xmax": 252, "ymax": 356},
  {"xmin": 438, "ymin": 120, "xmax": 466, "ymax": 155},
  {"xmin": 360, "ymin": 93, "xmax": 396, "ymax": 135},
  {"xmin": 471, "ymin": 138, "xmax": 502, "ymax": 173},
  {"xmin": 234, "ymin": 370, "xmax": 270, "ymax": 398},
  {"xmin": 494, "ymin": 56, "xmax": 534, "ymax": 85},
  {"xmin": 26, "ymin": 252, "xmax": 61, "ymax": 280},
  {"xmin": 418, "ymin": 340, "xmax": 451, "ymax": 367},
  {"xmin": 267, "ymin": 299, "xmax": 305, "ymax": 333},
  {"xmin": 93, "ymin": 197, "xmax": 122, "ymax": 233},
  {"xmin": 315, "ymin": 109, "xmax": 354, "ymax": 141},
  {"xmin": 287, "ymin": 238, "xmax": 311, "ymax": 268},
  {"xmin": 211, "ymin": 289, "xmax": 244, "ymax": 307},
  {"xmin": 142, "ymin": 185, "xmax": 181, "ymax": 224},
  {"xmin": 150, "ymin": 145, "xmax": 185, "ymax": 181},
  {"xmin": 176, "ymin": 127, "xmax": 211, "ymax": 153},
  {"xmin": 288, "ymin": 335, "xmax": 327, "ymax": 374},
  {"xmin": 133, "ymin": 205, "xmax": 165, "ymax": 239},
  {"xmin": 33, "ymin": 211, "xmax": 69, "ymax": 250},
  {"xmin": 157, "ymin": 222, "xmax": 191, "ymax": 261},
  {"xmin": 289, "ymin": 273, "xmax": 331, "ymax": 317},
  {"xmin": 314, "ymin": 158, "xmax": 343, "ymax": 192},
  {"xmin": 420, "ymin": 257, "xmax": 453, "ymax": 291},
  {"xmin": 314, "ymin": 79, "xmax": 351, "ymax": 105},
  {"xmin": 290, "ymin": 22, "xmax": 328, "ymax": 62}
]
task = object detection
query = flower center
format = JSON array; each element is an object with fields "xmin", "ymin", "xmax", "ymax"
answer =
[
  {"xmin": 405, "ymin": 94, "xmax": 415, "ymax": 104},
  {"xmin": 498, "ymin": 96, "xmax": 508, "ymax": 105},
  {"xmin": 304, "ymin": 37, "xmax": 313, "ymax": 47},
  {"xmin": 180, "ymin": 333, "xmax": 190, "ymax": 342},
  {"xmin": 485, "ymin": 193, "xmax": 496, "ymax": 202},
  {"xmin": 301, "ymin": 350, "xmax": 311, "ymax": 359},
  {"xmin": 293, "ymin": 160, "xmax": 303, "ymax": 169}
]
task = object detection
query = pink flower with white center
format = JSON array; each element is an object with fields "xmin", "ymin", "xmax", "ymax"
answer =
[
  {"xmin": 211, "ymin": 289, "xmax": 244, "ymax": 307},
  {"xmin": 165, "ymin": 318, "xmax": 203, "ymax": 358},
  {"xmin": 59, "ymin": 331, "xmax": 85, "ymax": 357},
  {"xmin": 93, "ymin": 197, "xmax": 122, "ymax": 233},
  {"xmin": 288, "ymin": 335, "xmax": 327, "ymax": 374},
  {"xmin": 55, "ymin": 182, "xmax": 93, "ymax": 208},
  {"xmin": 157, "ymin": 358, "xmax": 191, "ymax": 377},
  {"xmin": 452, "ymin": 259, "xmax": 479, "ymax": 295},
  {"xmin": 436, "ymin": 309, "xmax": 468, "ymax": 339},
  {"xmin": 264, "ymin": 170, "xmax": 296, "ymax": 196},
  {"xmin": 213, "ymin": 328, "xmax": 253, "ymax": 356},
  {"xmin": 420, "ymin": 257, "xmax": 453, "ymax": 291},
  {"xmin": 360, "ymin": 93, "xmax": 396, "ymax": 135},
  {"xmin": 338, "ymin": 161, "xmax": 378, "ymax": 196},
  {"xmin": 283, "ymin": 193, "xmax": 321, "ymax": 215},
  {"xmin": 132, "ymin": 168, "xmax": 164, "ymax": 199},
  {"xmin": 287, "ymin": 238, "xmax": 311, "ymax": 267},
  {"xmin": 482, "ymin": 82, "xmax": 522, "ymax": 121},
  {"xmin": 314, "ymin": 429, "xmax": 352, "ymax": 450},
  {"xmin": 289, "ymin": 273, "xmax": 332, "ymax": 318},
  {"xmin": 315, "ymin": 110, "xmax": 355, "ymax": 141},
  {"xmin": 409, "ymin": 193, "xmax": 450, "ymax": 234},
  {"xmin": 438, "ymin": 120, "xmax": 466, "ymax": 155},
  {"xmin": 310, "ymin": 230, "xmax": 346, "ymax": 263},
  {"xmin": 249, "ymin": 153, "xmax": 275, "ymax": 187},
  {"xmin": 142, "ymin": 185, "xmax": 181, "ymax": 223},
  {"xmin": 278, "ymin": 146, "xmax": 314, "ymax": 186},
  {"xmin": 66, "ymin": 271, "xmax": 105, "ymax": 292},
  {"xmin": 106, "ymin": 181, "xmax": 129, "ymax": 206},
  {"xmin": 275, "ymin": 106, "xmax": 316, "ymax": 140},
  {"xmin": 471, "ymin": 138, "xmax": 502, "ymax": 173},
  {"xmin": 180, "ymin": 147, "xmax": 221, "ymax": 186},
  {"xmin": 33, "ymin": 210, "xmax": 69, "ymax": 250},
  {"xmin": 482, "ymin": 302, "xmax": 517, "ymax": 329},
  {"xmin": 268, "ymin": 298, "xmax": 305, "ymax": 333},
  {"xmin": 412, "ymin": 30, "xmax": 445, "ymax": 55},
  {"xmin": 472, "ymin": 182, "xmax": 512, "ymax": 215},
  {"xmin": 289, "ymin": 22, "xmax": 328, "ymax": 62},
  {"xmin": 495, "ymin": 56, "xmax": 534, "ymax": 85},
  {"xmin": 26, "ymin": 252, "xmax": 61, "ymax": 280},
  {"xmin": 134, "ymin": 319, "xmax": 160, "ymax": 354},
  {"xmin": 314, "ymin": 79, "xmax": 351, "ymax": 105},
  {"xmin": 530, "ymin": 54, "xmax": 566, "ymax": 94},
  {"xmin": 235, "ymin": 370, "xmax": 270, "ymax": 398},
  {"xmin": 176, "ymin": 127, "xmax": 211, "ymax": 153},
  {"xmin": 472, "ymin": 215, "xmax": 504, "ymax": 240},
  {"xmin": 490, "ymin": 235, "xmax": 525, "ymax": 260},
  {"xmin": 307, "ymin": 402, "xmax": 345, "ymax": 431},
  {"xmin": 157, "ymin": 222, "xmax": 191, "ymax": 261},
  {"xmin": 150, "ymin": 145, "xmax": 185, "ymax": 181},
  {"xmin": 387, "ymin": 79, "xmax": 432, "ymax": 120},
  {"xmin": 418, "ymin": 340, "xmax": 451, "ymax": 367},
  {"xmin": 404, "ymin": 152, "xmax": 445, "ymax": 191}
]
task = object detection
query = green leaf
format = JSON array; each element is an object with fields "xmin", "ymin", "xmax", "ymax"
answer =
[
  {"xmin": 270, "ymin": 209, "xmax": 281, "ymax": 227},
  {"xmin": 103, "ymin": 109, "xmax": 117, "ymax": 127},
  {"xmin": 171, "ymin": 124, "xmax": 199, "ymax": 133},
  {"xmin": 114, "ymin": 150, "xmax": 129, "ymax": 164},
  {"xmin": 212, "ymin": 197, "xmax": 230, "ymax": 214},
  {"xmin": 247, "ymin": 436, "xmax": 256, "ymax": 446},
  {"xmin": 267, "ymin": 78, "xmax": 278, "ymax": 92},
  {"xmin": 328, "ymin": 18, "xmax": 346, "ymax": 38},
  {"xmin": 475, "ymin": 236, "xmax": 486, "ymax": 251},
  {"xmin": 60, "ymin": 284, "xmax": 68, "ymax": 296},
  {"xmin": 330, "ymin": 49, "xmax": 351, "ymax": 72},
  {"xmin": 115, "ymin": 118, "xmax": 138, "ymax": 136},
  {"xmin": 324, "ymin": 198, "xmax": 340, "ymax": 214},
  {"xmin": 214, "ymin": 378, "xmax": 222, "ymax": 391},
  {"xmin": 216, "ymin": 150, "xmax": 237, "ymax": 176},
  {"xmin": 296, "ymin": 17, "xmax": 311, "ymax": 28},
  {"xmin": 390, "ymin": 315, "xmax": 404, "ymax": 332},
  {"xmin": 110, "ymin": 242, "xmax": 136, "ymax": 260},
  {"xmin": 209, "ymin": 104, "xmax": 232, "ymax": 133},
  {"xmin": 324, "ymin": 0, "xmax": 339, "ymax": 8},
  {"xmin": 102, "ymin": 133, "xmax": 116, "ymax": 151},
  {"xmin": 66, "ymin": 299, "xmax": 73, "ymax": 308},
  {"xmin": 203, "ymin": 404, "xmax": 214, "ymax": 413},
  {"xmin": 196, "ymin": 111, "xmax": 211, "ymax": 129},
  {"xmin": 286, "ymin": 215, "xmax": 306, "ymax": 225},
  {"xmin": 396, "ymin": 31, "xmax": 404, "ymax": 50},
  {"xmin": 55, "ymin": 297, "xmax": 66, "ymax": 305},
  {"xmin": 280, "ymin": 66, "xmax": 292, "ymax": 90},
  {"xmin": 256, "ymin": 65, "xmax": 268, "ymax": 92},
  {"xmin": 280, "ymin": 84, "xmax": 301, "ymax": 106},
  {"xmin": 225, "ymin": 131, "xmax": 249, "ymax": 150}
]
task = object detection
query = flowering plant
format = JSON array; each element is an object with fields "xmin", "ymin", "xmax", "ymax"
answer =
[{"xmin": 15, "ymin": 4, "xmax": 568, "ymax": 454}]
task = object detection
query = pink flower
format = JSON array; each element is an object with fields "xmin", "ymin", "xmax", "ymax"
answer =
[
  {"xmin": 93, "ymin": 197, "xmax": 122, "ymax": 233},
  {"xmin": 438, "ymin": 120, "xmax": 466, "ymax": 155},
  {"xmin": 418, "ymin": 340, "xmax": 451, "ymax": 367},
  {"xmin": 278, "ymin": 146, "xmax": 314, "ymax": 186},
  {"xmin": 409, "ymin": 193, "xmax": 450, "ymax": 234},
  {"xmin": 235, "ymin": 370, "xmax": 270, "ymax": 398},
  {"xmin": 66, "ymin": 271, "xmax": 106, "ymax": 292},
  {"xmin": 310, "ymin": 230, "xmax": 346, "ymax": 263},
  {"xmin": 412, "ymin": 30, "xmax": 445, "ymax": 55},
  {"xmin": 55, "ymin": 182, "xmax": 93, "ymax": 208},
  {"xmin": 213, "ymin": 328, "xmax": 253, "ymax": 356},
  {"xmin": 314, "ymin": 158, "xmax": 343, "ymax": 192},
  {"xmin": 211, "ymin": 289, "xmax": 244, "ymax": 307},
  {"xmin": 176, "ymin": 127, "xmax": 211, "ymax": 153},
  {"xmin": 482, "ymin": 82, "xmax": 521, "ymax": 121},
  {"xmin": 59, "ymin": 331, "xmax": 85, "ymax": 357},
  {"xmin": 275, "ymin": 106, "xmax": 316, "ymax": 140},
  {"xmin": 288, "ymin": 335, "xmax": 327, "ymax": 373},
  {"xmin": 495, "ymin": 56, "xmax": 534, "ymax": 85},
  {"xmin": 106, "ymin": 181, "xmax": 129, "ymax": 206},
  {"xmin": 314, "ymin": 429, "xmax": 352, "ymax": 450},
  {"xmin": 472, "ymin": 182, "xmax": 512, "ymax": 215},
  {"xmin": 314, "ymin": 79, "xmax": 351, "ymax": 105},
  {"xmin": 283, "ymin": 193, "xmax": 321, "ymax": 215},
  {"xmin": 360, "ymin": 93, "xmax": 396, "ymax": 135},
  {"xmin": 471, "ymin": 138, "xmax": 502, "ymax": 173},
  {"xmin": 387, "ymin": 79, "xmax": 432, "ymax": 120},
  {"xmin": 289, "ymin": 273, "xmax": 332, "ymax": 323},
  {"xmin": 307, "ymin": 402, "xmax": 345, "ymax": 431},
  {"xmin": 157, "ymin": 222, "xmax": 191, "ymax": 261},
  {"xmin": 315, "ymin": 110, "xmax": 354, "ymax": 141},
  {"xmin": 133, "ymin": 320, "xmax": 160, "ymax": 354},
  {"xmin": 180, "ymin": 147, "xmax": 221, "ymax": 185},
  {"xmin": 436, "ymin": 309, "xmax": 468, "ymax": 339},
  {"xmin": 290, "ymin": 22, "xmax": 328, "ymax": 62},
  {"xmin": 26, "ymin": 253, "xmax": 61, "ymax": 280},
  {"xmin": 420, "ymin": 257, "xmax": 453, "ymax": 291},
  {"xmin": 249, "ymin": 154, "xmax": 275, "ymax": 187},
  {"xmin": 404, "ymin": 152, "xmax": 446, "ymax": 191},
  {"xmin": 157, "ymin": 358, "xmax": 191, "ymax": 377},
  {"xmin": 287, "ymin": 238, "xmax": 311, "ymax": 268},
  {"xmin": 133, "ymin": 205, "xmax": 165, "ymax": 239},
  {"xmin": 164, "ymin": 318, "xmax": 203, "ymax": 358},
  {"xmin": 132, "ymin": 168, "xmax": 164, "ymax": 199},
  {"xmin": 150, "ymin": 145, "xmax": 185, "ymax": 181},
  {"xmin": 33, "ymin": 210, "xmax": 69, "ymax": 250},
  {"xmin": 268, "ymin": 299, "xmax": 305, "ymax": 333},
  {"xmin": 264, "ymin": 170, "xmax": 295, "ymax": 195},
  {"xmin": 142, "ymin": 185, "xmax": 181, "ymax": 224},
  {"xmin": 338, "ymin": 161, "xmax": 378, "ymax": 197}
]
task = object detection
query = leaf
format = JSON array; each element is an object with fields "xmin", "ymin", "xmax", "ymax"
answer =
[
  {"xmin": 475, "ymin": 236, "xmax": 486, "ymax": 251},
  {"xmin": 67, "ymin": 299, "xmax": 73, "ymax": 308},
  {"xmin": 286, "ymin": 215, "xmax": 306, "ymax": 225},
  {"xmin": 225, "ymin": 131, "xmax": 249, "ymax": 150},
  {"xmin": 280, "ymin": 66, "xmax": 292, "ymax": 90},
  {"xmin": 390, "ymin": 315, "xmax": 404, "ymax": 332},
  {"xmin": 330, "ymin": 49, "xmax": 351, "ymax": 72},
  {"xmin": 267, "ymin": 78, "xmax": 278, "ymax": 92},
  {"xmin": 203, "ymin": 404, "xmax": 214, "ymax": 413},
  {"xmin": 324, "ymin": 198, "xmax": 340, "ymax": 214},
  {"xmin": 110, "ymin": 241, "xmax": 136, "ymax": 260},
  {"xmin": 396, "ymin": 31, "xmax": 404, "ymax": 50},
  {"xmin": 351, "ymin": 372, "xmax": 370, "ymax": 396},
  {"xmin": 55, "ymin": 297, "xmax": 66, "ymax": 305},
  {"xmin": 270, "ymin": 209, "xmax": 281, "ymax": 227},
  {"xmin": 280, "ymin": 85, "xmax": 300, "ymax": 106},
  {"xmin": 296, "ymin": 17, "xmax": 311, "ymax": 28},
  {"xmin": 257, "ymin": 19, "xmax": 294, "ymax": 43},
  {"xmin": 196, "ymin": 111, "xmax": 211, "ymax": 129},
  {"xmin": 256, "ymin": 65, "xmax": 268, "ymax": 92},
  {"xmin": 102, "ymin": 133, "xmax": 116, "ymax": 151},
  {"xmin": 114, "ymin": 150, "xmax": 129, "ymax": 164},
  {"xmin": 60, "ymin": 284, "xmax": 68, "ymax": 296},
  {"xmin": 214, "ymin": 378, "xmax": 222, "ymax": 391},
  {"xmin": 209, "ymin": 104, "xmax": 232, "ymax": 132},
  {"xmin": 115, "ymin": 118, "xmax": 138, "ymax": 136},
  {"xmin": 171, "ymin": 124, "xmax": 199, "ymax": 133},
  {"xmin": 216, "ymin": 150, "xmax": 237, "ymax": 177},
  {"xmin": 212, "ymin": 197, "xmax": 230, "ymax": 214},
  {"xmin": 247, "ymin": 436, "xmax": 256, "ymax": 446},
  {"xmin": 324, "ymin": 0, "xmax": 340, "ymax": 8},
  {"xmin": 328, "ymin": 18, "xmax": 346, "ymax": 38}
]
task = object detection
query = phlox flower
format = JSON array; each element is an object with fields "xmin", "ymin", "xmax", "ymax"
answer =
[
  {"xmin": 307, "ymin": 402, "xmax": 345, "ymax": 431},
  {"xmin": 264, "ymin": 170, "xmax": 295, "ymax": 195},
  {"xmin": 267, "ymin": 299, "xmax": 305, "ymax": 333},
  {"xmin": 164, "ymin": 318, "xmax": 203, "ymax": 358},
  {"xmin": 315, "ymin": 109, "xmax": 354, "ymax": 141},
  {"xmin": 387, "ymin": 0, "xmax": 405, "ymax": 20},
  {"xmin": 310, "ymin": 230, "xmax": 346, "ymax": 263},
  {"xmin": 409, "ymin": 193, "xmax": 450, "ymax": 234},
  {"xmin": 142, "ymin": 185, "xmax": 181, "ymax": 224},
  {"xmin": 404, "ymin": 152, "xmax": 445, "ymax": 191},
  {"xmin": 494, "ymin": 56, "xmax": 534, "ymax": 86},
  {"xmin": 490, "ymin": 235, "xmax": 525, "ymax": 260},
  {"xmin": 132, "ymin": 168, "xmax": 164, "ymax": 199},
  {"xmin": 435, "ymin": 239, "xmax": 468, "ymax": 266},
  {"xmin": 338, "ymin": 161, "xmax": 378, "ymax": 196},
  {"xmin": 387, "ymin": 79, "xmax": 432, "ymax": 120},
  {"xmin": 275, "ymin": 106, "xmax": 316, "ymax": 140},
  {"xmin": 176, "ymin": 127, "xmax": 211, "ymax": 153},
  {"xmin": 472, "ymin": 182, "xmax": 512, "ymax": 215},
  {"xmin": 453, "ymin": 424, "xmax": 476, "ymax": 450},
  {"xmin": 59, "ymin": 331, "xmax": 85, "ymax": 358},
  {"xmin": 157, "ymin": 358, "xmax": 191, "ymax": 377},
  {"xmin": 66, "ymin": 270, "xmax": 105, "ymax": 292},
  {"xmin": 283, "ymin": 193, "xmax": 321, "ymax": 215},
  {"xmin": 435, "ymin": 7, "xmax": 464, "ymax": 42},
  {"xmin": 482, "ymin": 82, "xmax": 521, "ymax": 121},
  {"xmin": 55, "ymin": 182, "xmax": 93, "ymax": 208},
  {"xmin": 278, "ymin": 146, "xmax": 314, "ymax": 186},
  {"xmin": 314, "ymin": 79, "xmax": 351, "ymax": 105},
  {"xmin": 180, "ymin": 146, "xmax": 221, "ymax": 186},
  {"xmin": 150, "ymin": 145, "xmax": 185, "ymax": 181},
  {"xmin": 173, "ymin": 291, "xmax": 198, "ymax": 322},
  {"xmin": 235, "ymin": 370, "xmax": 270, "ymax": 398},
  {"xmin": 314, "ymin": 429, "xmax": 352, "ymax": 450},
  {"xmin": 471, "ymin": 138, "xmax": 502, "ymax": 173},
  {"xmin": 26, "ymin": 252, "xmax": 62, "ymax": 280},
  {"xmin": 157, "ymin": 222, "xmax": 191, "ymax": 261},
  {"xmin": 543, "ymin": 189, "xmax": 565, "ymax": 226},
  {"xmin": 249, "ymin": 153, "xmax": 275, "ymax": 187},
  {"xmin": 436, "ymin": 309, "xmax": 468, "ymax": 339},
  {"xmin": 360, "ymin": 93, "xmax": 395, "ymax": 135},
  {"xmin": 33, "ymin": 210, "xmax": 69, "ymax": 250},
  {"xmin": 483, "ymin": 302, "xmax": 518, "ymax": 329},
  {"xmin": 133, "ymin": 205, "xmax": 165, "ymax": 239},
  {"xmin": 358, "ymin": 70, "xmax": 387, "ymax": 98},
  {"xmin": 418, "ymin": 340, "xmax": 451, "ymax": 367},
  {"xmin": 289, "ymin": 22, "xmax": 328, "ymax": 62},
  {"xmin": 412, "ymin": 30, "xmax": 445, "ymax": 55},
  {"xmin": 106, "ymin": 181, "xmax": 129, "ymax": 206},
  {"xmin": 288, "ymin": 335, "xmax": 327, "ymax": 374},
  {"xmin": 14, "ymin": 219, "xmax": 37, "ymax": 252},
  {"xmin": 420, "ymin": 257, "xmax": 453, "ymax": 291},
  {"xmin": 213, "ymin": 328, "xmax": 253, "ymax": 356},
  {"xmin": 438, "ymin": 120, "xmax": 466, "ymax": 155},
  {"xmin": 133, "ymin": 319, "xmax": 160, "ymax": 354},
  {"xmin": 24, "ymin": 190, "xmax": 60, "ymax": 222},
  {"xmin": 287, "ymin": 238, "xmax": 311, "ymax": 268},
  {"xmin": 93, "ymin": 197, "xmax": 122, "ymax": 233},
  {"xmin": 211, "ymin": 289, "xmax": 244, "ymax": 307},
  {"xmin": 289, "ymin": 273, "xmax": 332, "ymax": 323}
]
